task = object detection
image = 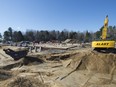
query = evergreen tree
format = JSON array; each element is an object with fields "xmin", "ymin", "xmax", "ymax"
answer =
[
  {"xmin": 4, "ymin": 31, "xmax": 10, "ymax": 41},
  {"xmin": 8, "ymin": 27, "xmax": 13, "ymax": 41},
  {"xmin": 0, "ymin": 33, "xmax": 2, "ymax": 38}
]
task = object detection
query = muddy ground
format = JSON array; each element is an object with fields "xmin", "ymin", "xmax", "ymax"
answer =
[{"xmin": 0, "ymin": 46, "xmax": 116, "ymax": 87}]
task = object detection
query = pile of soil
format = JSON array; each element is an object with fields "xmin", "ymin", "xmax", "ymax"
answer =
[{"xmin": 67, "ymin": 51, "xmax": 116, "ymax": 74}]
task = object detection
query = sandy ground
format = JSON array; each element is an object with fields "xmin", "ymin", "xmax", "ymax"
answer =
[{"xmin": 0, "ymin": 46, "xmax": 116, "ymax": 87}]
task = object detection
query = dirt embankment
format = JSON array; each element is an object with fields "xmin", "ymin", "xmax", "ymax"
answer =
[
  {"xmin": 52, "ymin": 51, "xmax": 116, "ymax": 87},
  {"xmin": 67, "ymin": 51, "xmax": 116, "ymax": 74}
]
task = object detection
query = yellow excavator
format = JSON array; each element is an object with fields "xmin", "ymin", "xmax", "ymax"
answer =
[{"xmin": 92, "ymin": 15, "xmax": 116, "ymax": 53}]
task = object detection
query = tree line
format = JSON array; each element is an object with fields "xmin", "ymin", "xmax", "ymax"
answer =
[{"xmin": 1, "ymin": 26, "xmax": 116, "ymax": 43}]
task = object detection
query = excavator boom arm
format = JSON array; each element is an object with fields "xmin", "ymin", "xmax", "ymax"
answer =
[
  {"xmin": 92, "ymin": 15, "xmax": 115, "ymax": 49},
  {"xmin": 101, "ymin": 15, "xmax": 108, "ymax": 40}
]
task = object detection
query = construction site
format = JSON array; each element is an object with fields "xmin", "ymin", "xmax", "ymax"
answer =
[
  {"xmin": 0, "ymin": 16, "xmax": 116, "ymax": 87},
  {"xmin": 0, "ymin": 41, "xmax": 115, "ymax": 87},
  {"xmin": 1, "ymin": 0, "xmax": 116, "ymax": 86}
]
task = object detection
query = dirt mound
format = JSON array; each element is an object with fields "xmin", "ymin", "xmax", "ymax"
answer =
[
  {"xmin": 67, "ymin": 51, "xmax": 116, "ymax": 74},
  {"xmin": 6, "ymin": 76, "xmax": 50, "ymax": 87}
]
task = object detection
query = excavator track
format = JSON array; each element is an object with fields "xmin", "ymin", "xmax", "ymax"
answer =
[{"xmin": 93, "ymin": 48, "xmax": 116, "ymax": 53}]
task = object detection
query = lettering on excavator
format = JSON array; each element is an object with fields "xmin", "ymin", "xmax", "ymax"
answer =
[{"xmin": 96, "ymin": 43, "xmax": 109, "ymax": 45}]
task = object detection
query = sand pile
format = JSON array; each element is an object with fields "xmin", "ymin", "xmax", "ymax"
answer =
[{"xmin": 67, "ymin": 51, "xmax": 116, "ymax": 74}]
